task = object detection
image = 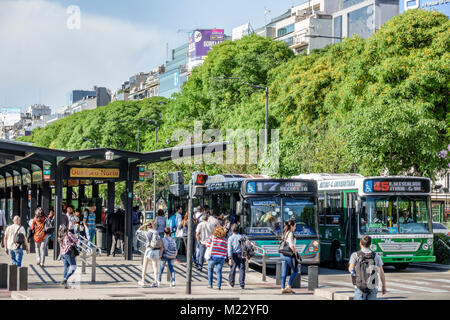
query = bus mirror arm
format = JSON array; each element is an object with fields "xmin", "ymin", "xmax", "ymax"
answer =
[{"xmin": 356, "ymin": 199, "xmax": 361, "ymax": 213}]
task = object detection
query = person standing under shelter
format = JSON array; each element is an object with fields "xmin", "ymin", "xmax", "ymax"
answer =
[
  {"xmin": 168, "ymin": 206, "xmax": 183, "ymax": 256},
  {"xmin": 132, "ymin": 205, "xmax": 141, "ymax": 253},
  {"xmin": 195, "ymin": 214, "xmax": 213, "ymax": 271},
  {"xmin": 348, "ymin": 235, "xmax": 387, "ymax": 300},
  {"xmin": 155, "ymin": 209, "xmax": 166, "ymax": 238},
  {"xmin": 3, "ymin": 216, "xmax": 29, "ymax": 267},
  {"xmin": 31, "ymin": 208, "xmax": 49, "ymax": 267},
  {"xmin": 83, "ymin": 202, "xmax": 97, "ymax": 247},
  {"xmin": 205, "ymin": 226, "xmax": 228, "ymax": 290},
  {"xmin": 0, "ymin": 207, "xmax": 6, "ymax": 248}
]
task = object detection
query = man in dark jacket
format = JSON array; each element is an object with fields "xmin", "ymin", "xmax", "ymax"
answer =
[{"xmin": 107, "ymin": 208, "xmax": 125, "ymax": 257}]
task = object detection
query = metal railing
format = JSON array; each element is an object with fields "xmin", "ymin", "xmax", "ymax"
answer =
[
  {"xmin": 77, "ymin": 234, "xmax": 101, "ymax": 282},
  {"xmin": 247, "ymin": 244, "xmax": 267, "ymax": 282}
]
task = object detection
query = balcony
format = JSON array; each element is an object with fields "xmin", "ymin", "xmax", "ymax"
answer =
[{"xmin": 290, "ymin": 32, "xmax": 310, "ymax": 50}]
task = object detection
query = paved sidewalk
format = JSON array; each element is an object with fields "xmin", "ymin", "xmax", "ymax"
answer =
[{"xmin": 0, "ymin": 249, "xmax": 323, "ymax": 300}]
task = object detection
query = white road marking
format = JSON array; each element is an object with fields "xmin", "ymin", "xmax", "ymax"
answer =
[
  {"xmin": 387, "ymin": 281, "xmax": 448, "ymax": 293},
  {"xmin": 419, "ymin": 278, "xmax": 450, "ymax": 284},
  {"xmin": 322, "ymin": 280, "xmax": 410, "ymax": 293}
]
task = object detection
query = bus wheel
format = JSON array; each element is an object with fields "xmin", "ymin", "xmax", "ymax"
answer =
[
  {"xmin": 394, "ymin": 263, "xmax": 409, "ymax": 270},
  {"xmin": 331, "ymin": 244, "xmax": 343, "ymax": 269}
]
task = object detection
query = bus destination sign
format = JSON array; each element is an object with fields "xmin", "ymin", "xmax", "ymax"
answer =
[
  {"xmin": 363, "ymin": 178, "xmax": 430, "ymax": 193},
  {"xmin": 245, "ymin": 180, "xmax": 311, "ymax": 194}
]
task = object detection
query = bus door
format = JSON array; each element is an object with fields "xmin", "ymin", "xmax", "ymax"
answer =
[{"xmin": 346, "ymin": 192, "xmax": 358, "ymax": 259}]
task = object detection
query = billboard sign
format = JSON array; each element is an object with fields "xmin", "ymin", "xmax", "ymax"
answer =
[
  {"xmin": 188, "ymin": 29, "xmax": 225, "ymax": 71},
  {"xmin": 401, "ymin": 0, "xmax": 450, "ymax": 16},
  {"xmin": 1, "ymin": 107, "xmax": 22, "ymax": 126}
]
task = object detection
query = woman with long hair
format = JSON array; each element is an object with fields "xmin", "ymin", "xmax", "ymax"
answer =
[
  {"xmin": 58, "ymin": 224, "xmax": 78, "ymax": 289},
  {"xmin": 31, "ymin": 208, "xmax": 48, "ymax": 267},
  {"xmin": 280, "ymin": 220, "xmax": 299, "ymax": 294},
  {"xmin": 138, "ymin": 221, "xmax": 163, "ymax": 287},
  {"xmin": 205, "ymin": 226, "xmax": 228, "ymax": 290}
]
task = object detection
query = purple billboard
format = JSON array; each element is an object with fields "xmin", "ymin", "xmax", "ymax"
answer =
[{"xmin": 188, "ymin": 29, "xmax": 225, "ymax": 71}]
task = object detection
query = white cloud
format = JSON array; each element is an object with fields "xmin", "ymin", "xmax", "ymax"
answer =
[{"xmin": 0, "ymin": 0, "xmax": 170, "ymax": 112}]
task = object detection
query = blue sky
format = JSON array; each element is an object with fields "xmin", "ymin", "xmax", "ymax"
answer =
[{"xmin": 0, "ymin": 0, "xmax": 301, "ymax": 112}]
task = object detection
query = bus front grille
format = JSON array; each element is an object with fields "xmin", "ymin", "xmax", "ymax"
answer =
[
  {"xmin": 378, "ymin": 242, "xmax": 421, "ymax": 252},
  {"xmin": 261, "ymin": 244, "xmax": 306, "ymax": 255}
]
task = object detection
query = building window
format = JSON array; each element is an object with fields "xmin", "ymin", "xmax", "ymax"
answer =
[
  {"xmin": 282, "ymin": 36, "xmax": 294, "ymax": 46},
  {"xmin": 277, "ymin": 24, "xmax": 295, "ymax": 37},
  {"xmin": 334, "ymin": 16, "xmax": 342, "ymax": 43},
  {"xmin": 348, "ymin": 4, "xmax": 374, "ymax": 39},
  {"xmin": 339, "ymin": 0, "xmax": 366, "ymax": 10}
]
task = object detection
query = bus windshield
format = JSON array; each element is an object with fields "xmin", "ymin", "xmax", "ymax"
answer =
[
  {"xmin": 283, "ymin": 199, "xmax": 316, "ymax": 236},
  {"xmin": 360, "ymin": 196, "xmax": 431, "ymax": 234},
  {"xmin": 249, "ymin": 198, "xmax": 282, "ymax": 236}
]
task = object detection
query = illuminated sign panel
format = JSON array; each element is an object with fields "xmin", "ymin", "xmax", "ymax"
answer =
[
  {"xmin": 363, "ymin": 178, "xmax": 430, "ymax": 193},
  {"xmin": 244, "ymin": 180, "xmax": 314, "ymax": 195},
  {"xmin": 70, "ymin": 168, "xmax": 120, "ymax": 179}
]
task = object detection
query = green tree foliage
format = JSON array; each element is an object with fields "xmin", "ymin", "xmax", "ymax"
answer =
[{"xmin": 23, "ymin": 10, "xmax": 449, "ymax": 195}]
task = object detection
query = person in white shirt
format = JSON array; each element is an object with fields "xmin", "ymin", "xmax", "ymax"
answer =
[
  {"xmin": 195, "ymin": 215, "xmax": 214, "ymax": 271},
  {"xmin": 4, "ymin": 216, "xmax": 29, "ymax": 267}
]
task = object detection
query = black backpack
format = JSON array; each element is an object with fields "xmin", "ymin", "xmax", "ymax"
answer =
[
  {"xmin": 14, "ymin": 226, "xmax": 25, "ymax": 248},
  {"xmin": 354, "ymin": 251, "xmax": 377, "ymax": 293},
  {"xmin": 240, "ymin": 235, "xmax": 255, "ymax": 259}
]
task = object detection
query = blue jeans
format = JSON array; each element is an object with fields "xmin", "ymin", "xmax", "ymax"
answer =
[
  {"xmin": 10, "ymin": 248, "xmax": 23, "ymax": 267},
  {"xmin": 229, "ymin": 253, "xmax": 246, "ymax": 288},
  {"xmin": 87, "ymin": 228, "xmax": 96, "ymax": 247},
  {"xmin": 62, "ymin": 253, "xmax": 77, "ymax": 281},
  {"xmin": 354, "ymin": 287, "xmax": 378, "ymax": 300},
  {"xmin": 208, "ymin": 256, "xmax": 225, "ymax": 288},
  {"xmin": 280, "ymin": 254, "xmax": 299, "ymax": 289},
  {"xmin": 196, "ymin": 243, "xmax": 207, "ymax": 268},
  {"xmin": 158, "ymin": 259, "xmax": 175, "ymax": 283}
]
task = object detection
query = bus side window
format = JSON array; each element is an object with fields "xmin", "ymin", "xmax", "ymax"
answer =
[
  {"xmin": 327, "ymin": 192, "xmax": 342, "ymax": 225},
  {"xmin": 318, "ymin": 195, "xmax": 326, "ymax": 225}
]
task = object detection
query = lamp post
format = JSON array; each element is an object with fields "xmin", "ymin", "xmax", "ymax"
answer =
[
  {"xmin": 214, "ymin": 77, "xmax": 269, "ymax": 145},
  {"xmin": 82, "ymin": 138, "xmax": 97, "ymax": 148}
]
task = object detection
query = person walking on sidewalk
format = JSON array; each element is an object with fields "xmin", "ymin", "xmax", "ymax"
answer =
[
  {"xmin": 3, "ymin": 216, "xmax": 29, "ymax": 267},
  {"xmin": 348, "ymin": 235, "xmax": 386, "ymax": 300},
  {"xmin": 155, "ymin": 209, "xmax": 166, "ymax": 238},
  {"xmin": 227, "ymin": 224, "xmax": 246, "ymax": 289},
  {"xmin": 0, "ymin": 207, "xmax": 6, "ymax": 248},
  {"xmin": 280, "ymin": 220, "xmax": 299, "ymax": 294},
  {"xmin": 138, "ymin": 221, "xmax": 163, "ymax": 287},
  {"xmin": 205, "ymin": 226, "xmax": 228, "ymax": 290},
  {"xmin": 158, "ymin": 227, "xmax": 177, "ymax": 287},
  {"xmin": 31, "ymin": 208, "xmax": 49, "ymax": 267},
  {"xmin": 195, "ymin": 214, "xmax": 213, "ymax": 271},
  {"xmin": 58, "ymin": 224, "xmax": 78, "ymax": 289}
]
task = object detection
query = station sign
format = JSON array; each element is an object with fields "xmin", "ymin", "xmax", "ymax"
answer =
[
  {"xmin": 138, "ymin": 167, "xmax": 152, "ymax": 181},
  {"xmin": 43, "ymin": 164, "xmax": 51, "ymax": 181},
  {"xmin": 69, "ymin": 168, "xmax": 120, "ymax": 179},
  {"xmin": 363, "ymin": 178, "xmax": 430, "ymax": 193},
  {"xmin": 243, "ymin": 180, "xmax": 315, "ymax": 195}
]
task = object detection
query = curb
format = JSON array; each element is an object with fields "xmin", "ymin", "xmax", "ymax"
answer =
[{"xmin": 314, "ymin": 287, "xmax": 353, "ymax": 300}]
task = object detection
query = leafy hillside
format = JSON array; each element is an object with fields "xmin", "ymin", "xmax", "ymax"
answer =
[{"xmin": 20, "ymin": 9, "xmax": 449, "ymax": 185}]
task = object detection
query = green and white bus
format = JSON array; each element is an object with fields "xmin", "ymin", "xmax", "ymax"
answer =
[
  {"xmin": 292, "ymin": 174, "xmax": 435, "ymax": 270},
  {"xmin": 168, "ymin": 174, "xmax": 320, "ymax": 265}
]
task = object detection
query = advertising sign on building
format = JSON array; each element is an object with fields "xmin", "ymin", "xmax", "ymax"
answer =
[
  {"xmin": 401, "ymin": 0, "xmax": 450, "ymax": 16},
  {"xmin": 188, "ymin": 29, "xmax": 225, "ymax": 71},
  {"xmin": 1, "ymin": 107, "xmax": 22, "ymax": 126}
]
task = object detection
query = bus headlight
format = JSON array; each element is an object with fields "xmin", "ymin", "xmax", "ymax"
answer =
[
  {"xmin": 427, "ymin": 239, "xmax": 433, "ymax": 246},
  {"xmin": 308, "ymin": 241, "xmax": 319, "ymax": 252},
  {"xmin": 422, "ymin": 243, "xmax": 429, "ymax": 250}
]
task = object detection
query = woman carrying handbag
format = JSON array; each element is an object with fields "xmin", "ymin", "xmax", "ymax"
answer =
[
  {"xmin": 278, "ymin": 220, "xmax": 300, "ymax": 294},
  {"xmin": 58, "ymin": 224, "xmax": 78, "ymax": 289}
]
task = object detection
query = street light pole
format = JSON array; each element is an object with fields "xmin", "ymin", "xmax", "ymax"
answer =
[{"xmin": 153, "ymin": 120, "xmax": 158, "ymax": 214}]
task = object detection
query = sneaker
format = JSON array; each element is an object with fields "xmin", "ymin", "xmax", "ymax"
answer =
[
  {"xmin": 138, "ymin": 280, "xmax": 145, "ymax": 287},
  {"xmin": 281, "ymin": 288, "xmax": 290, "ymax": 294},
  {"xmin": 227, "ymin": 281, "xmax": 233, "ymax": 288},
  {"xmin": 207, "ymin": 285, "xmax": 213, "ymax": 289},
  {"xmin": 170, "ymin": 281, "xmax": 175, "ymax": 287},
  {"xmin": 286, "ymin": 286, "xmax": 294, "ymax": 293},
  {"xmin": 216, "ymin": 287, "xmax": 221, "ymax": 290},
  {"xmin": 64, "ymin": 282, "xmax": 69, "ymax": 289},
  {"xmin": 152, "ymin": 282, "xmax": 159, "ymax": 288}
]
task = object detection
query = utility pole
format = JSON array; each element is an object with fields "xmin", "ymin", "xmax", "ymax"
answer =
[
  {"xmin": 185, "ymin": 182, "xmax": 193, "ymax": 294},
  {"xmin": 153, "ymin": 120, "xmax": 158, "ymax": 214}
]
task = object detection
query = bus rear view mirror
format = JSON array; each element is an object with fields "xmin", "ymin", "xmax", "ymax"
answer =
[
  {"xmin": 356, "ymin": 199, "xmax": 361, "ymax": 213},
  {"xmin": 236, "ymin": 201, "xmax": 243, "ymax": 215}
]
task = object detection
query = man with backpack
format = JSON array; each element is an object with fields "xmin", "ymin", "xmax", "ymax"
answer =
[
  {"xmin": 348, "ymin": 235, "xmax": 387, "ymax": 300},
  {"xmin": 3, "ymin": 216, "xmax": 29, "ymax": 267},
  {"xmin": 227, "ymin": 224, "xmax": 253, "ymax": 289}
]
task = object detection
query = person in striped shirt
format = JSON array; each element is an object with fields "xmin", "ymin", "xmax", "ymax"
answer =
[{"xmin": 205, "ymin": 226, "xmax": 228, "ymax": 290}]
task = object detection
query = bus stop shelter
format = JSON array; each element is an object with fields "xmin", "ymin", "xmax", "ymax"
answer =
[{"xmin": 0, "ymin": 139, "xmax": 227, "ymax": 260}]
